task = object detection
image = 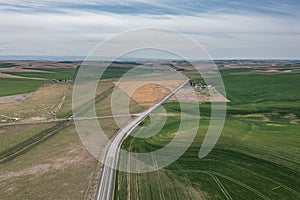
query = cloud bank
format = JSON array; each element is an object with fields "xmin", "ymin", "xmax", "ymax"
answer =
[{"xmin": 0, "ymin": 0, "xmax": 299, "ymax": 59}]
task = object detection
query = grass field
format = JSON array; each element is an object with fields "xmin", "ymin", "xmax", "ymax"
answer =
[
  {"xmin": 0, "ymin": 123, "xmax": 98, "ymax": 200},
  {"xmin": 60, "ymin": 80, "xmax": 144, "ymax": 119},
  {"xmin": 115, "ymin": 68, "xmax": 300, "ymax": 200},
  {"xmin": 0, "ymin": 78, "xmax": 44, "ymax": 97},
  {"xmin": 0, "ymin": 122, "xmax": 57, "ymax": 153},
  {"xmin": 0, "ymin": 82, "xmax": 72, "ymax": 122}
]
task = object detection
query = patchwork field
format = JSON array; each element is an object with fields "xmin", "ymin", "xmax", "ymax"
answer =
[
  {"xmin": 0, "ymin": 61, "xmax": 148, "ymax": 199},
  {"xmin": 4, "ymin": 68, "xmax": 77, "ymax": 80},
  {"xmin": 115, "ymin": 68, "xmax": 300, "ymax": 200},
  {"xmin": 1, "ymin": 61, "xmax": 299, "ymax": 200},
  {"xmin": 0, "ymin": 63, "xmax": 19, "ymax": 68}
]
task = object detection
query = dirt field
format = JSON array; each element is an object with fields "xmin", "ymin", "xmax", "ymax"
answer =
[
  {"xmin": 115, "ymin": 79, "xmax": 229, "ymax": 106},
  {"xmin": 114, "ymin": 80, "xmax": 185, "ymax": 106}
]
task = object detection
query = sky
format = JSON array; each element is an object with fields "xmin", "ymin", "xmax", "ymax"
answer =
[{"xmin": 0, "ymin": 0, "xmax": 300, "ymax": 59}]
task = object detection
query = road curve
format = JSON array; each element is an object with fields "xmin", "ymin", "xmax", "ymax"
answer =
[{"xmin": 96, "ymin": 78, "xmax": 189, "ymax": 200}]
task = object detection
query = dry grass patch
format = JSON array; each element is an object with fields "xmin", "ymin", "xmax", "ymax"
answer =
[
  {"xmin": 0, "ymin": 83, "xmax": 72, "ymax": 122},
  {"xmin": 0, "ymin": 124, "xmax": 97, "ymax": 200},
  {"xmin": 0, "ymin": 93, "xmax": 32, "ymax": 104},
  {"xmin": 0, "ymin": 123, "xmax": 57, "ymax": 153}
]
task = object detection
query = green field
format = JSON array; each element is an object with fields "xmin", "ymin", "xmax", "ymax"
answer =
[
  {"xmin": 0, "ymin": 63, "xmax": 18, "ymax": 68},
  {"xmin": 4, "ymin": 68, "xmax": 77, "ymax": 80},
  {"xmin": 101, "ymin": 66, "xmax": 133, "ymax": 80},
  {"xmin": 0, "ymin": 78, "xmax": 44, "ymax": 97},
  {"xmin": 115, "ymin": 69, "xmax": 300, "ymax": 200},
  {"xmin": 4, "ymin": 66, "xmax": 134, "ymax": 81}
]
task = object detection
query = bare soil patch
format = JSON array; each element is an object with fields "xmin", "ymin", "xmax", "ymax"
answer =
[
  {"xmin": 131, "ymin": 83, "xmax": 172, "ymax": 106},
  {"xmin": 0, "ymin": 93, "xmax": 32, "ymax": 104},
  {"xmin": 115, "ymin": 80, "xmax": 184, "ymax": 106}
]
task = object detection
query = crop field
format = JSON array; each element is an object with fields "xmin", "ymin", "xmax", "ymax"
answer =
[
  {"xmin": 0, "ymin": 78, "xmax": 45, "ymax": 97},
  {"xmin": 115, "ymin": 68, "xmax": 300, "ymax": 200},
  {"xmin": 4, "ymin": 68, "xmax": 77, "ymax": 80},
  {"xmin": 1, "ymin": 62, "xmax": 299, "ymax": 200},
  {"xmin": 2, "ymin": 65, "xmax": 134, "ymax": 82},
  {"xmin": 100, "ymin": 66, "xmax": 134, "ymax": 80},
  {"xmin": 0, "ymin": 63, "xmax": 18, "ymax": 68}
]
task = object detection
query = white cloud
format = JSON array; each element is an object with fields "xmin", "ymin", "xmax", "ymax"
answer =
[{"xmin": 0, "ymin": 10, "xmax": 299, "ymax": 58}]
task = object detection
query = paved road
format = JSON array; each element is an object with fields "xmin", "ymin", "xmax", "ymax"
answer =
[{"xmin": 96, "ymin": 78, "xmax": 189, "ymax": 200}]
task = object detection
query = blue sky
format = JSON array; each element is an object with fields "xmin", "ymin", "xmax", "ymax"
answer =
[{"xmin": 0, "ymin": 0, "xmax": 300, "ymax": 59}]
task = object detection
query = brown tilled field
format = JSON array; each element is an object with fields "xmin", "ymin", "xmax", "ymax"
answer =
[{"xmin": 114, "ymin": 80, "xmax": 185, "ymax": 106}]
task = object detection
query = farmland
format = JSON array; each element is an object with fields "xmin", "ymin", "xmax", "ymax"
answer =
[
  {"xmin": 3, "ymin": 68, "xmax": 77, "ymax": 80},
  {"xmin": 0, "ymin": 78, "xmax": 45, "ymax": 97},
  {"xmin": 0, "ymin": 82, "xmax": 72, "ymax": 122},
  {"xmin": 0, "ymin": 61, "xmax": 145, "ymax": 199},
  {"xmin": 0, "ymin": 61, "xmax": 299, "ymax": 200},
  {"xmin": 0, "ymin": 63, "xmax": 18, "ymax": 68},
  {"xmin": 115, "ymin": 67, "xmax": 300, "ymax": 200}
]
